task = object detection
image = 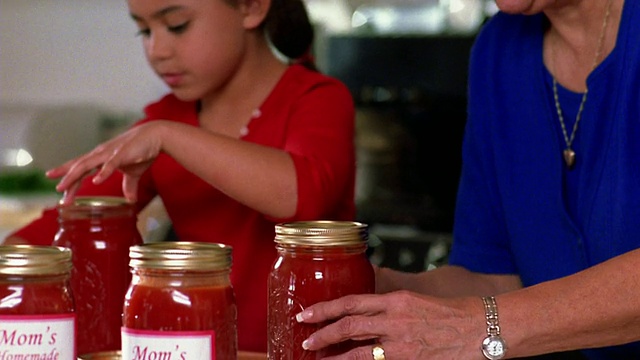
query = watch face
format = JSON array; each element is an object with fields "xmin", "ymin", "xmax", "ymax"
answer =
[
  {"xmin": 487, "ymin": 340, "xmax": 504, "ymax": 355},
  {"xmin": 482, "ymin": 336, "xmax": 506, "ymax": 359}
]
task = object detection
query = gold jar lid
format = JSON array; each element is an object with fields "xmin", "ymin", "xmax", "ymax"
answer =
[
  {"xmin": 57, "ymin": 196, "xmax": 134, "ymax": 219},
  {"xmin": 78, "ymin": 351, "xmax": 121, "ymax": 360},
  {"xmin": 0, "ymin": 245, "xmax": 72, "ymax": 276},
  {"xmin": 62, "ymin": 196, "xmax": 130, "ymax": 207},
  {"xmin": 58, "ymin": 196, "xmax": 132, "ymax": 211},
  {"xmin": 129, "ymin": 242, "xmax": 232, "ymax": 271},
  {"xmin": 275, "ymin": 221, "xmax": 368, "ymax": 246}
]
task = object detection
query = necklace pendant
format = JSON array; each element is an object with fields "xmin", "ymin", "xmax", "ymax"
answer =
[{"xmin": 563, "ymin": 149, "xmax": 576, "ymax": 168}]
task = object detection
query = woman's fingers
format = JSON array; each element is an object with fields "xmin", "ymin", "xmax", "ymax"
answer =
[
  {"xmin": 319, "ymin": 343, "xmax": 394, "ymax": 360},
  {"xmin": 297, "ymin": 294, "xmax": 387, "ymax": 324},
  {"xmin": 296, "ymin": 294, "xmax": 397, "ymax": 351},
  {"xmin": 295, "ymin": 293, "xmax": 478, "ymax": 359},
  {"xmin": 301, "ymin": 314, "xmax": 387, "ymax": 351}
]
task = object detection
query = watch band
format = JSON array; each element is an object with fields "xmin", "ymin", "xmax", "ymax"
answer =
[
  {"xmin": 481, "ymin": 296, "xmax": 507, "ymax": 360},
  {"xmin": 483, "ymin": 296, "xmax": 501, "ymax": 336}
]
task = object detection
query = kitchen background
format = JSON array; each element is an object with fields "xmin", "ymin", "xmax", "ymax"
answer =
[{"xmin": 1, "ymin": 0, "xmax": 495, "ymax": 270}]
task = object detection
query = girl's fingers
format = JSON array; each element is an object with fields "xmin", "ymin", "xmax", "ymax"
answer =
[
  {"xmin": 55, "ymin": 165, "xmax": 96, "ymax": 193},
  {"xmin": 60, "ymin": 182, "xmax": 81, "ymax": 205},
  {"xmin": 54, "ymin": 148, "xmax": 113, "ymax": 191},
  {"xmin": 93, "ymin": 157, "xmax": 118, "ymax": 184},
  {"xmin": 46, "ymin": 154, "xmax": 88, "ymax": 179},
  {"xmin": 46, "ymin": 165, "xmax": 70, "ymax": 179},
  {"xmin": 122, "ymin": 175, "xmax": 139, "ymax": 203}
]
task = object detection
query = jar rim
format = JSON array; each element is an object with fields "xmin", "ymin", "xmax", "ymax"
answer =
[
  {"xmin": 275, "ymin": 221, "xmax": 368, "ymax": 246},
  {"xmin": 58, "ymin": 196, "xmax": 132, "ymax": 208},
  {"xmin": 57, "ymin": 196, "xmax": 136, "ymax": 220},
  {"xmin": 0, "ymin": 245, "xmax": 72, "ymax": 276},
  {"xmin": 129, "ymin": 242, "xmax": 232, "ymax": 271}
]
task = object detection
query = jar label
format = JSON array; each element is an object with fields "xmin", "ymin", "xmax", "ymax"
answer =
[
  {"xmin": 0, "ymin": 314, "xmax": 75, "ymax": 359},
  {"xmin": 121, "ymin": 328, "xmax": 216, "ymax": 360}
]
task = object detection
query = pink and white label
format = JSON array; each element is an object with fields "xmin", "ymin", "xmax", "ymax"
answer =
[
  {"xmin": 0, "ymin": 314, "xmax": 76, "ymax": 360},
  {"xmin": 121, "ymin": 328, "xmax": 216, "ymax": 360}
]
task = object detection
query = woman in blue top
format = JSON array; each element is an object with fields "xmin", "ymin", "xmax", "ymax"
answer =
[{"xmin": 295, "ymin": 0, "xmax": 640, "ymax": 359}]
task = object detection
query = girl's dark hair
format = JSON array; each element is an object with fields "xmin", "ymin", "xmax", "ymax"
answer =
[{"xmin": 263, "ymin": 0, "xmax": 315, "ymax": 69}]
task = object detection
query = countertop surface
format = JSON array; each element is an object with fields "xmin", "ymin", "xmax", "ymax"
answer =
[
  {"xmin": 238, "ymin": 351, "xmax": 267, "ymax": 360},
  {"xmin": 0, "ymin": 194, "xmax": 172, "ymax": 244},
  {"xmin": 0, "ymin": 193, "xmax": 59, "ymax": 243}
]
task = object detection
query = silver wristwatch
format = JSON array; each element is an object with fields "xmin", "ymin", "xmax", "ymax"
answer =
[{"xmin": 481, "ymin": 296, "xmax": 507, "ymax": 359}]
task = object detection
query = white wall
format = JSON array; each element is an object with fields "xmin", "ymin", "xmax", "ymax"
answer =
[{"xmin": 1, "ymin": 0, "xmax": 168, "ymax": 112}]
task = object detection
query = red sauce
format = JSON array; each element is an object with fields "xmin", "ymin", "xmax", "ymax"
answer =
[
  {"xmin": 53, "ymin": 200, "xmax": 142, "ymax": 355},
  {"xmin": 267, "ymin": 246, "xmax": 375, "ymax": 359},
  {"xmin": 0, "ymin": 277, "xmax": 74, "ymax": 315},
  {"xmin": 122, "ymin": 282, "xmax": 237, "ymax": 358}
]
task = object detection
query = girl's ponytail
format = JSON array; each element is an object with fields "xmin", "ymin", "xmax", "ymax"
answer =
[{"xmin": 264, "ymin": 0, "xmax": 316, "ymax": 70}]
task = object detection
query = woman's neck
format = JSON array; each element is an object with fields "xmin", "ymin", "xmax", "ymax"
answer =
[{"xmin": 543, "ymin": 0, "xmax": 623, "ymax": 92}]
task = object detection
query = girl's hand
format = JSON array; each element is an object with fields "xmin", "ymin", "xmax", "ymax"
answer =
[
  {"xmin": 46, "ymin": 122, "xmax": 165, "ymax": 204},
  {"xmin": 295, "ymin": 291, "xmax": 484, "ymax": 359}
]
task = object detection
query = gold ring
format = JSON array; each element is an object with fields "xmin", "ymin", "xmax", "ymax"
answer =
[{"xmin": 372, "ymin": 345, "xmax": 386, "ymax": 360}]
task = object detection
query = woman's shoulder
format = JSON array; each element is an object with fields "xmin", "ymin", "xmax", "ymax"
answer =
[
  {"xmin": 473, "ymin": 12, "xmax": 544, "ymax": 57},
  {"xmin": 469, "ymin": 12, "xmax": 545, "ymax": 84},
  {"xmin": 618, "ymin": 1, "xmax": 640, "ymax": 58}
]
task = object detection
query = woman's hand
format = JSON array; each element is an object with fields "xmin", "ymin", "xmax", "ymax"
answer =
[
  {"xmin": 46, "ymin": 122, "xmax": 165, "ymax": 204},
  {"xmin": 296, "ymin": 291, "xmax": 485, "ymax": 359}
]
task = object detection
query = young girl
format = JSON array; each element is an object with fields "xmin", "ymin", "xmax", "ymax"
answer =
[{"xmin": 6, "ymin": 0, "xmax": 356, "ymax": 352}]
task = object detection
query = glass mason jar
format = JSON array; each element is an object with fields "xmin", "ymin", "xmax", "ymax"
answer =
[
  {"xmin": 267, "ymin": 221, "xmax": 375, "ymax": 359},
  {"xmin": 0, "ymin": 245, "xmax": 76, "ymax": 358},
  {"xmin": 52, "ymin": 196, "xmax": 143, "ymax": 355},
  {"xmin": 122, "ymin": 242, "xmax": 238, "ymax": 360}
]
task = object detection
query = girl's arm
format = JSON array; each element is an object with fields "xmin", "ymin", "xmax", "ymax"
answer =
[{"xmin": 48, "ymin": 120, "xmax": 298, "ymax": 219}]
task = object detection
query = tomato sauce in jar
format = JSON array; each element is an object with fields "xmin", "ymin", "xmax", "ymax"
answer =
[
  {"xmin": 267, "ymin": 221, "xmax": 375, "ymax": 359},
  {"xmin": 122, "ymin": 242, "xmax": 238, "ymax": 360},
  {"xmin": 52, "ymin": 196, "xmax": 143, "ymax": 355},
  {"xmin": 0, "ymin": 245, "xmax": 76, "ymax": 358}
]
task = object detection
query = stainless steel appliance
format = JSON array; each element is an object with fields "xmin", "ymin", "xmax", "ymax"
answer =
[{"xmin": 320, "ymin": 34, "xmax": 475, "ymax": 272}]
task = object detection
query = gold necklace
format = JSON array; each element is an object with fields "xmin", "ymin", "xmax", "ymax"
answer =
[{"xmin": 552, "ymin": 0, "xmax": 613, "ymax": 168}]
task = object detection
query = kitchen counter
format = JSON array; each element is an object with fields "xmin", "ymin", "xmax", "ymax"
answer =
[
  {"xmin": 238, "ymin": 351, "xmax": 267, "ymax": 360},
  {"xmin": 0, "ymin": 194, "xmax": 171, "ymax": 244},
  {"xmin": 0, "ymin": 193, "xmax": 59, "ymax": 243}
]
